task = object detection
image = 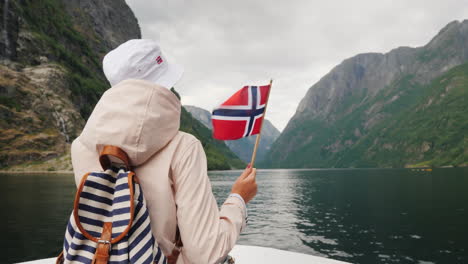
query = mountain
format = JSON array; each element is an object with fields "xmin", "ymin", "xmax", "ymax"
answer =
[
  {"xmin": 0, "ymin": 0, "xmax": 139, "ymax": 170},
  {"xmin": 185, "ymin": 105, "xmax": 213, "ymax": 129},
  {"xmin": 0, "ymin": 0, "xmax": 243, "ymax": 171},
  {"xmin": 185, "ymin": 105, "xmax": 280, "ymax": 163},
  {"xmin": 263, "ymin": 20, "xmax": 468, "ymax": 168},
  {"xmin": 179, "ymin": 104, "xmax": 244, "ymax": 170}
]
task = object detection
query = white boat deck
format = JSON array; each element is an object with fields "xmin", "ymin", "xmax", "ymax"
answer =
[
  {"xmin": 230, "ymin": 245, "xmax": 350, "ymax": 264},
  {"xmin": 18, "ymin": 245, "xmax": 350, "ymax": 264}
]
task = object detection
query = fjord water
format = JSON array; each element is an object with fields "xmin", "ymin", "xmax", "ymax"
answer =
[{"xmin": 1, "ymin": 168, "xmax": 467, "ymax": 264}]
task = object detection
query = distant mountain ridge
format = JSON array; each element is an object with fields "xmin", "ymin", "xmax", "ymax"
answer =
[
  {"xmin": 185, "ymin": 105, "xmax": 280, "ymax": 163},
  {"xmin": 264, "ymin": 20, "xmax": 468, "ymax": 168}
]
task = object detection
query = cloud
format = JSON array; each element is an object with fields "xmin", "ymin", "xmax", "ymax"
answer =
[{"xmin": 125, "ymin": 0, "xmax": 468, "ymax": 131}]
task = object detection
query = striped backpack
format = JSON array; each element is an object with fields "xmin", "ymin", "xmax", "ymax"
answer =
[{"xmin": 57, "ymin": 146, "xmax": 166, "ymax": 264}]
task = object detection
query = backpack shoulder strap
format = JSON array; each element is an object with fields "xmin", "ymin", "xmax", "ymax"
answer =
[{"xmin": 99, "ymin": 145, "xmax": 131, "ymax": 171}]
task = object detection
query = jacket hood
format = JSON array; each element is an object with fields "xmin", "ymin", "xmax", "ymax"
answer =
[{"xmin": 78, "ymin": 79, "xmax": 181, "ymax": 166}]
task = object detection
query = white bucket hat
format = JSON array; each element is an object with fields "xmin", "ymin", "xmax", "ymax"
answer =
[{"xmin": 103, "ymin": 39, "xmax": 184, "ymax": 89}]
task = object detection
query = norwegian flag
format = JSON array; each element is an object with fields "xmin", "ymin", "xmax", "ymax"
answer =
[{"xmin": 212, "ymin": 84, "xmax": 271, "ymax": 140}]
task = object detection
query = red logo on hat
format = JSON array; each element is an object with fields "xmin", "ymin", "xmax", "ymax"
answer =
[{"xmin": 156, "ymin": 56, "xmax": 163, "ymax": 64}]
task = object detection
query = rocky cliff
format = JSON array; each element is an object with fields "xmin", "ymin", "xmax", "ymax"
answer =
[
  {"xmin": 185, "ymin": 105, "xmax": 280, "ymax": 163},
  {"xmin": 264, "ymin": 20, "xmax": 468, "ymax": 168},
  {"xmin": 0, "ymin": 0, "xmax": 140, "ymax": 170},
  {"xmin": 0, "ymin": 0, "xmax": 243, "ymax": 170},
  {"xmin": 62, "ymin": 0, "xmax": 141, "ymax": 54}
]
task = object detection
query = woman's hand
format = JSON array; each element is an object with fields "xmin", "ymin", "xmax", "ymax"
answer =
[{"xmin": 231, "ymin": 166, "xmax": 257, "ymax": 203}]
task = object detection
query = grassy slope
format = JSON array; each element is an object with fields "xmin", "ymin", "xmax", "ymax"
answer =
[
  {"xmin": 264, "ymin": 63, "xmax": 468, "ymax": 168},
  {"xmin": 338, "ymin": 63, "xmax": 468, "ymax": 167},
  {"xmin": 15, "ymin": 0, "xmax": 108, "ymax": 118}
]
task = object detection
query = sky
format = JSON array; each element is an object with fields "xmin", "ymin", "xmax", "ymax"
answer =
[{"xmin": 125, "ymin": 0, "xmax": 468, "ymax": 131}]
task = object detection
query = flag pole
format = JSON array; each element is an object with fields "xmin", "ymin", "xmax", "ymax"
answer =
[{"xmin": 250, "ymin": 79, "xmax": 273, "ymax": 167}]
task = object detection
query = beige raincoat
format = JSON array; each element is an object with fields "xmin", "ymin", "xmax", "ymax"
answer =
[{"xmin": 71, "ymin": 79, "xmax": 246, "ymax": 264}]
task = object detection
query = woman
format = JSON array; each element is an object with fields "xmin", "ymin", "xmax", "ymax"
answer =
[{"xmin": 71, "ymin": 39, "xmax": 257, "ymax": 264}]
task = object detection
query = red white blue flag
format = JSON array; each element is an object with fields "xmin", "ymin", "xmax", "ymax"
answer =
[{"xmin": 212, "ymin": 84, "xmax": 271, "ymax": 140}]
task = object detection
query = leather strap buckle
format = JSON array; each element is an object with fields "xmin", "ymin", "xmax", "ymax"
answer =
[
  {"xmin": 97, "ymin": 240, "xmax": 112, "ymax": 252},
  {"xmin": 92, "ymin": 222, "xmax": 113, "ymax": 264}
]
